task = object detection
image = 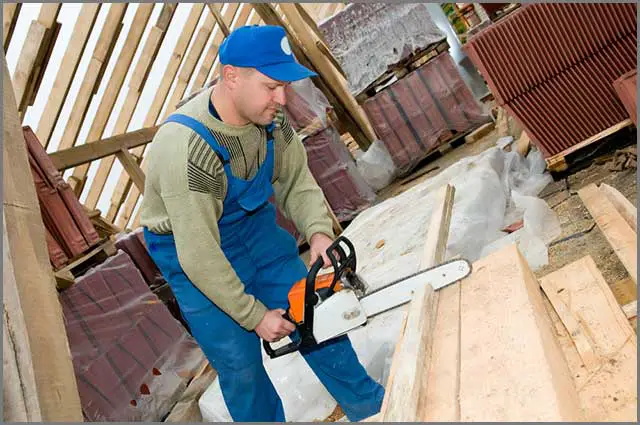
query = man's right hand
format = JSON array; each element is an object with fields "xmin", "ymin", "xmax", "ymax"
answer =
[{"xmin": 255, "ymin": 309, "xmax": 296, "ymax": 342}]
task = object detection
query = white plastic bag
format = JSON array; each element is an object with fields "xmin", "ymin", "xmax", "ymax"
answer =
[{"xmin": 355, "ymin": 139, "xmax": 399, "ymax": 191}]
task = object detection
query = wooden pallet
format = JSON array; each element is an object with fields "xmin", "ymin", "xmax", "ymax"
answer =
[
  {"xmin": 355, "ymin": 40, "xmax": 450, "ymax": 104},
  {"xmin": 546, "ymin": 119, "xmax": 634, "ymax": 172},
  {"xmin": 54, "ymin": 238, "xmax": 117, "ymax": 290}
]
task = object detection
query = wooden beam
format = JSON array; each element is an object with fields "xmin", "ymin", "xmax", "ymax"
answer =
[
  {"xmin": 3, "ymin": 212, "xmax": 42, "ymax": 422},
  {"xmin": 622, "ymin": 300, "xmax": 637, "ymax": 320},
  {"xmin": 115, "ymin": 148, "xmax": 146, "ymax": 193},
  {"xmin": 458, "ymin": 245, "xmax": 582, "ymax": 421},
  {"xmin": 207, "ymin": 3, "xmax": 230, "ymax": 37},
  {"xmin": 539, "ymin": 256, "xmax": 637, "ymax": 421},
  {"xmin": 578, "ymin": 183, "xmax": 637, "ymax": 283},
  {"xmin": 599, "ymin": 183, "xmax": 637, "ymax": 233},
  {"xmin": 3, "ymin": 53, "xmax": 83, "ymax": 422},
  {"xmin": 48, "ymin": 125, "xmax": 158, "ymax": 170},
  {"xmin": 191, "ymin": 3, "xmax": 239, "ymax": 92},
  {"xmin": 69, "ymin": 4, "xmax": 155, "ymax": 196},
  {"xmin": 57, "ymin": 4, "xmax": 128, "ymax": 152},
  {"xmin": 11, "ymin": 20, "xmax": 48, "ymax": 112},
  {"xmin": 278, "ymin": 3, "xmax": 376, "ymax": 149},
  {"xmin": 36, "ymin": 4, "xmax": 101, "ymax": 148},
  {"xmin": 3, "ymin": 3, "xmax": 21, "ymax": 51},
  {"xmin": 84, "ymin": 5, "xmax": 177, "ymax": 210},
  {"xmin": 108, "ymin": 4, "xmax": 205, "ymax": 225},
  {"xmin": 379, "ymin": 184, "xmax": 455, "ymax": 422}
]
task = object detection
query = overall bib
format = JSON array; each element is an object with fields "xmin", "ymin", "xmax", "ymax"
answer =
[{"xmin": 144, "ymin": 114, "xmax": 384, "ymax": 421}]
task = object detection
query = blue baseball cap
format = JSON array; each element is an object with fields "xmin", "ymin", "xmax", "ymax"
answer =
[{"xmin": 219, "ymin": 25, "xmax": 317, "ymax": 82}]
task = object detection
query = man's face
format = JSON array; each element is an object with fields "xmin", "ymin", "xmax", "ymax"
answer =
[{"xmin": 229, "ymin": 67, "xmax": 289, "ymax": 125}]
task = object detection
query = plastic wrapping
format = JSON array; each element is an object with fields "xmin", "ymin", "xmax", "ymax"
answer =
[
  {"xmin": 355, "ymin": 139, "xmax": 399, "ymax": 191},
  {"xmin": 319, "ymin": 3, "xmax": 447, "ymax": 95},
  {"xmin": 198, "ymin": 147, "xmax": 556, "ymax": 421},
  {"xmin": 362, "ymin": 52, "xmax": 491, "ymax": 175},
  {"xmin": 282, "ymin": 79, "xmax": 376, "ymax": 223},
  {"xmin": 613, "ymin": 69, "xmax": 638, "ymax": 127},
  {"xmin": 114, "ymin": 228, "xmax": 166, "ymax": 291},
  {"xmin": 59, "ymin": 250, "xmax": 206, "ymax": 422}
]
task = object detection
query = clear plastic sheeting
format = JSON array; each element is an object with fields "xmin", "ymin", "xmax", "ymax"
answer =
[
  {"xmin": 59, "ymin": 250, "xmax": 206, "ymax": 422},
  {"xmin": 319, "ymin": 3, "xmax": 447, "ymax": 95},
  {"xmin": 355, "ymin": 139, "xmax": 399, "ymax": 192},
  {"xmin": 363, "ymin": 52, "xmax": 491, "ymax": 175},
  {"xmin": 199, "ymin": 146, "xmax": 556, "ymax": 422}
]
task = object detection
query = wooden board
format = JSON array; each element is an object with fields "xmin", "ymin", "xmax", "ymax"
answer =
[
  {"xmin": 164, "ymin": 363, "xmax": 217, "ymax": 422},
  {"xmin": 379, "ymin": 184, "xmax": 455, "ymax": 422},
  {"xmin": 115, "ymin": 148, "xmax": 145, "ymax": 193},
  {"xmin": 110, "ymin": 4, "xmax": 205, "ymax": 227},
  {"xmin": 3, "ymin": 212, "xmax": 42, "ymax": 422},
  {"xmin": 84, "ymin": 5, "xmax": 178, "ymax": 210},
  {"xmin": 3, "ymin": 53, "xmax": 83, "ymax": 422},
  {"xmin": 36, "ymin": 4, "xmax": 100, "ymax": 148},
  {"xmin": 57, "ymin": 4, "xmax": 128, "ymax": 152},
  {"xmin": 69, "ymin": 4, "xmax": 154, "ymax": 195},
  {"xmin": 599, "ymin": 183, "xmax": 637, "ymax": 233},
  {"xmin": 458, "ymin": 244, "xmax": 582, "ymax": 421},
  {"xmin": 539, "ymin": 256, "xmax": 637, "ymax": 421},
  {"xmin": 11, "ymin": 20, "xmax": 48, "ymax": 111},
  {"xmin": 578, "ymin": 183, "xmax": 637, "ymax": 283},
  {"xmin": 3, "ymin": 3, "xmax": 21, "ymax": 51},
  {"xmin": 546, "ymin": 119, "xmax": 634, "ymax": 172}
]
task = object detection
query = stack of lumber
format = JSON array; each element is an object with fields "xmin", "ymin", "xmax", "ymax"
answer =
[
  {"xmin": 464, "ymin": 3, "xmax": 637, "ymax": 169},
  {"xmin": 59, "ymin": 250, "xmax": 206, "ymax": 422},
  {"xmin": 23, "ymin": 126, "xmax": 100, "ymax": 269},
  {"xmin": 366, "ymin": 182, "xmax": 637, "ymax": 422}
]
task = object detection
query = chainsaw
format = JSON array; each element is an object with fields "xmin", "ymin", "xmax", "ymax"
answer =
[{"xmin": 263, "ymin": 236, "xmax": 471, "ymax": 359}]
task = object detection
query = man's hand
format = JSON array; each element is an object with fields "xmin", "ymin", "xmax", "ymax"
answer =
[
  {"xmin": 309, "ymin": 233, "xmax": 334, "ymax": 268},
  {"xmin": 255, "ymin": 309, "xmax": 296, "ymax": 342}
]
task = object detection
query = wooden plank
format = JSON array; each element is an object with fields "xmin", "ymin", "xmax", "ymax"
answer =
[
  {"xmin": 3, "ymin": 53, "xmax": 83, "ymax": 422},
  {"xmin": 84, "ymin": 5, "xmax": 178, "ymax": 210},
  {"xmin": 3, "ymin": 212, "xmax": 42, "ymax": 422},
  {"xmin": 164, "ymin": 363, "xmax": 217, "ymax": 422},
  {"xmin": 57, "ymin": 4, "xmax": 128, "ymax": 152},
  {"xmin": 622, "ymin": 300, "xmax": 637, "ymax": 320},
  {"xmin": 546, "ymin": 119, "xmax": 634, "ymax": 171},
  {"xmin": 458, "ymin": 245, "xmax": 582, "ymax": 421},
  {"xmin": 37, "ymin": 3, "xmax": 61, "ymax": 27},
  {"xmin": 165, "ymin": 13, "xmax": 215, "ymax": 114},
  {"xmin": 69, "ymin": 4, "xmax": 155, "ymax": 196},
  {"xmin": 11, "ymin": 20, "xmax": 47, "ymax": 112},
  {"xmin": 578, "ymin": 183, "xmax": 637, "ymax": 283},
  {"xmin": 49, "ymin": 126, "xmax": 158, "ymax": 170},
  {"xmin": 108, "ymin": 4, "xmax": 205, "ymax": 225},
  {"xmin": 539, "ymin": 256, "xmax": 637, "ymax": 421},
  {"xmin": 207, "ymin": 3, "xmax": 230, "ymax": 37},
  {"xmin": 191, "ymin": 3, "xmax": 239, "ymax": 91},
  {"xmin": 279, "ymin": 4, "xmax": 376, "ymax": 149},
  {"xmin": 36, "ymin": 4, "xmax": 101, "ymax": 148},
  {"xmin": 3, "ymin": 3, "xmax": 21, "ymax": 51},
  {"xmin": 599, "ymin": 183, "xmax": 637, "ymax": 233},
  {"xmin": 379, "ymin": 184, "xmax": 455, "ymax": 422},
  {"xmin": 115, "ymin": 148, "xmax": 146, "ymax": 193}
]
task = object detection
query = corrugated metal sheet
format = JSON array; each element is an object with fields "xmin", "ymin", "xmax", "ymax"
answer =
[
  {"xmin": 465, "ymin": 3, "xmax": 637, "ymax": 158},
  {"xmin": 613, "ymin": 69, "xmax": 638, "ymax": 127}
]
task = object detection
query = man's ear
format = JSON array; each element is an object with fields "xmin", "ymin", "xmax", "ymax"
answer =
[{"xmin": 221, "ymin": 65, "xmax": 238, "ymax": 87}]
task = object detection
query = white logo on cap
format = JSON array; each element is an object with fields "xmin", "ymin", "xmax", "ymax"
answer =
[{"xmin": 281, "ymin": 36, "xmax": 292, "ymax": 55}]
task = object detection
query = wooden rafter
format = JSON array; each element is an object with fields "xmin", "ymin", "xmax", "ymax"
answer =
[
  {"xmin": 207, "ymin": 3, "xmax": 230, "ymax": 37},
  {"xmin": 56, "ymin": 4, "xmax": 128, "ymax": 152},
  {"xmin": 3, "ymin": 2, "xmax": 21, "ymax": 51},
  {"xmin": 68, "ymin": 4, "xmax": 155, "ymax": 196},
  {"xmin": 36, "ymin": 3, "xmax": 101, "ymax": 149},
  {"xmin": 106, "ymin": 4, "xmax": 206, "ymax": 225},
  {"xmin": 83, "ymin": 4, "xmax": 177, "ymax": 210}
]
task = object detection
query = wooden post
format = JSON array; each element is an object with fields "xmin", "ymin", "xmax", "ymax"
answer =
[
  {"xmin": 3, "ymin": 53, "xmax": 83, "ymax": 422},
  {"xmin": 115, "ymin": 148, "xmax": 146, "ymax": 193}
]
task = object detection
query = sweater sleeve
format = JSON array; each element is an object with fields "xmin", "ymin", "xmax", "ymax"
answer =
[{"xmin": 272, "ymin": 116, "xmax": 335, "ymax": 243}]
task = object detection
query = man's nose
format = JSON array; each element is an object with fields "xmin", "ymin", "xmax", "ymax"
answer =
[{"xmin": 274, "ymin": 86, "xmax": 287, "ymax": 106}]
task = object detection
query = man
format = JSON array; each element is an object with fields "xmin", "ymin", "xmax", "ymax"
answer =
[{"xmin": 140, "ymin": 25, "xmax": 384, "ymax": 422}]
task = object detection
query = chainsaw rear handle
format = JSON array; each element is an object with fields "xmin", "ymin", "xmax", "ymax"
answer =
[{"xmin": 263, "ymin": 236, "xmax": 357, "ymax": 359}]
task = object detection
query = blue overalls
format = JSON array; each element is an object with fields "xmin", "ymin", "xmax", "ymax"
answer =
[{"xmin": 143, "ymin": 114, "xmax": 384, "ymax": 422}]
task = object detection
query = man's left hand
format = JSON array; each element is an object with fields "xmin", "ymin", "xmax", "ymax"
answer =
[{"xmin": 308, "ymin": 233, "xmax": 333, "ymax": 268}]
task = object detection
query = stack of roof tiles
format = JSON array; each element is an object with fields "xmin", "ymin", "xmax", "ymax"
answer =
[
  {"xmin": 464, "ymin": 3, "xmax": 637, "ymax": 159},
  {"xmin": 613, "ymin": 70, "xmax": 637, "ymax": 127},
  {"xmin": 59, "ymin": 250, "xmax": 205, "ymax": 421},
  {"xmin": 362, "ymin": 52, "xmax": 490, "ymax": 174},
  {"xmin": 24, "ymin": 126, "xmax": 100, "ymax": 268}
]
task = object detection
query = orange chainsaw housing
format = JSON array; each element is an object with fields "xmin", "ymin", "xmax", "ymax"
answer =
[{"xmin": 288, "ymin": 272, "xmax": 343, "ymax": 324}]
